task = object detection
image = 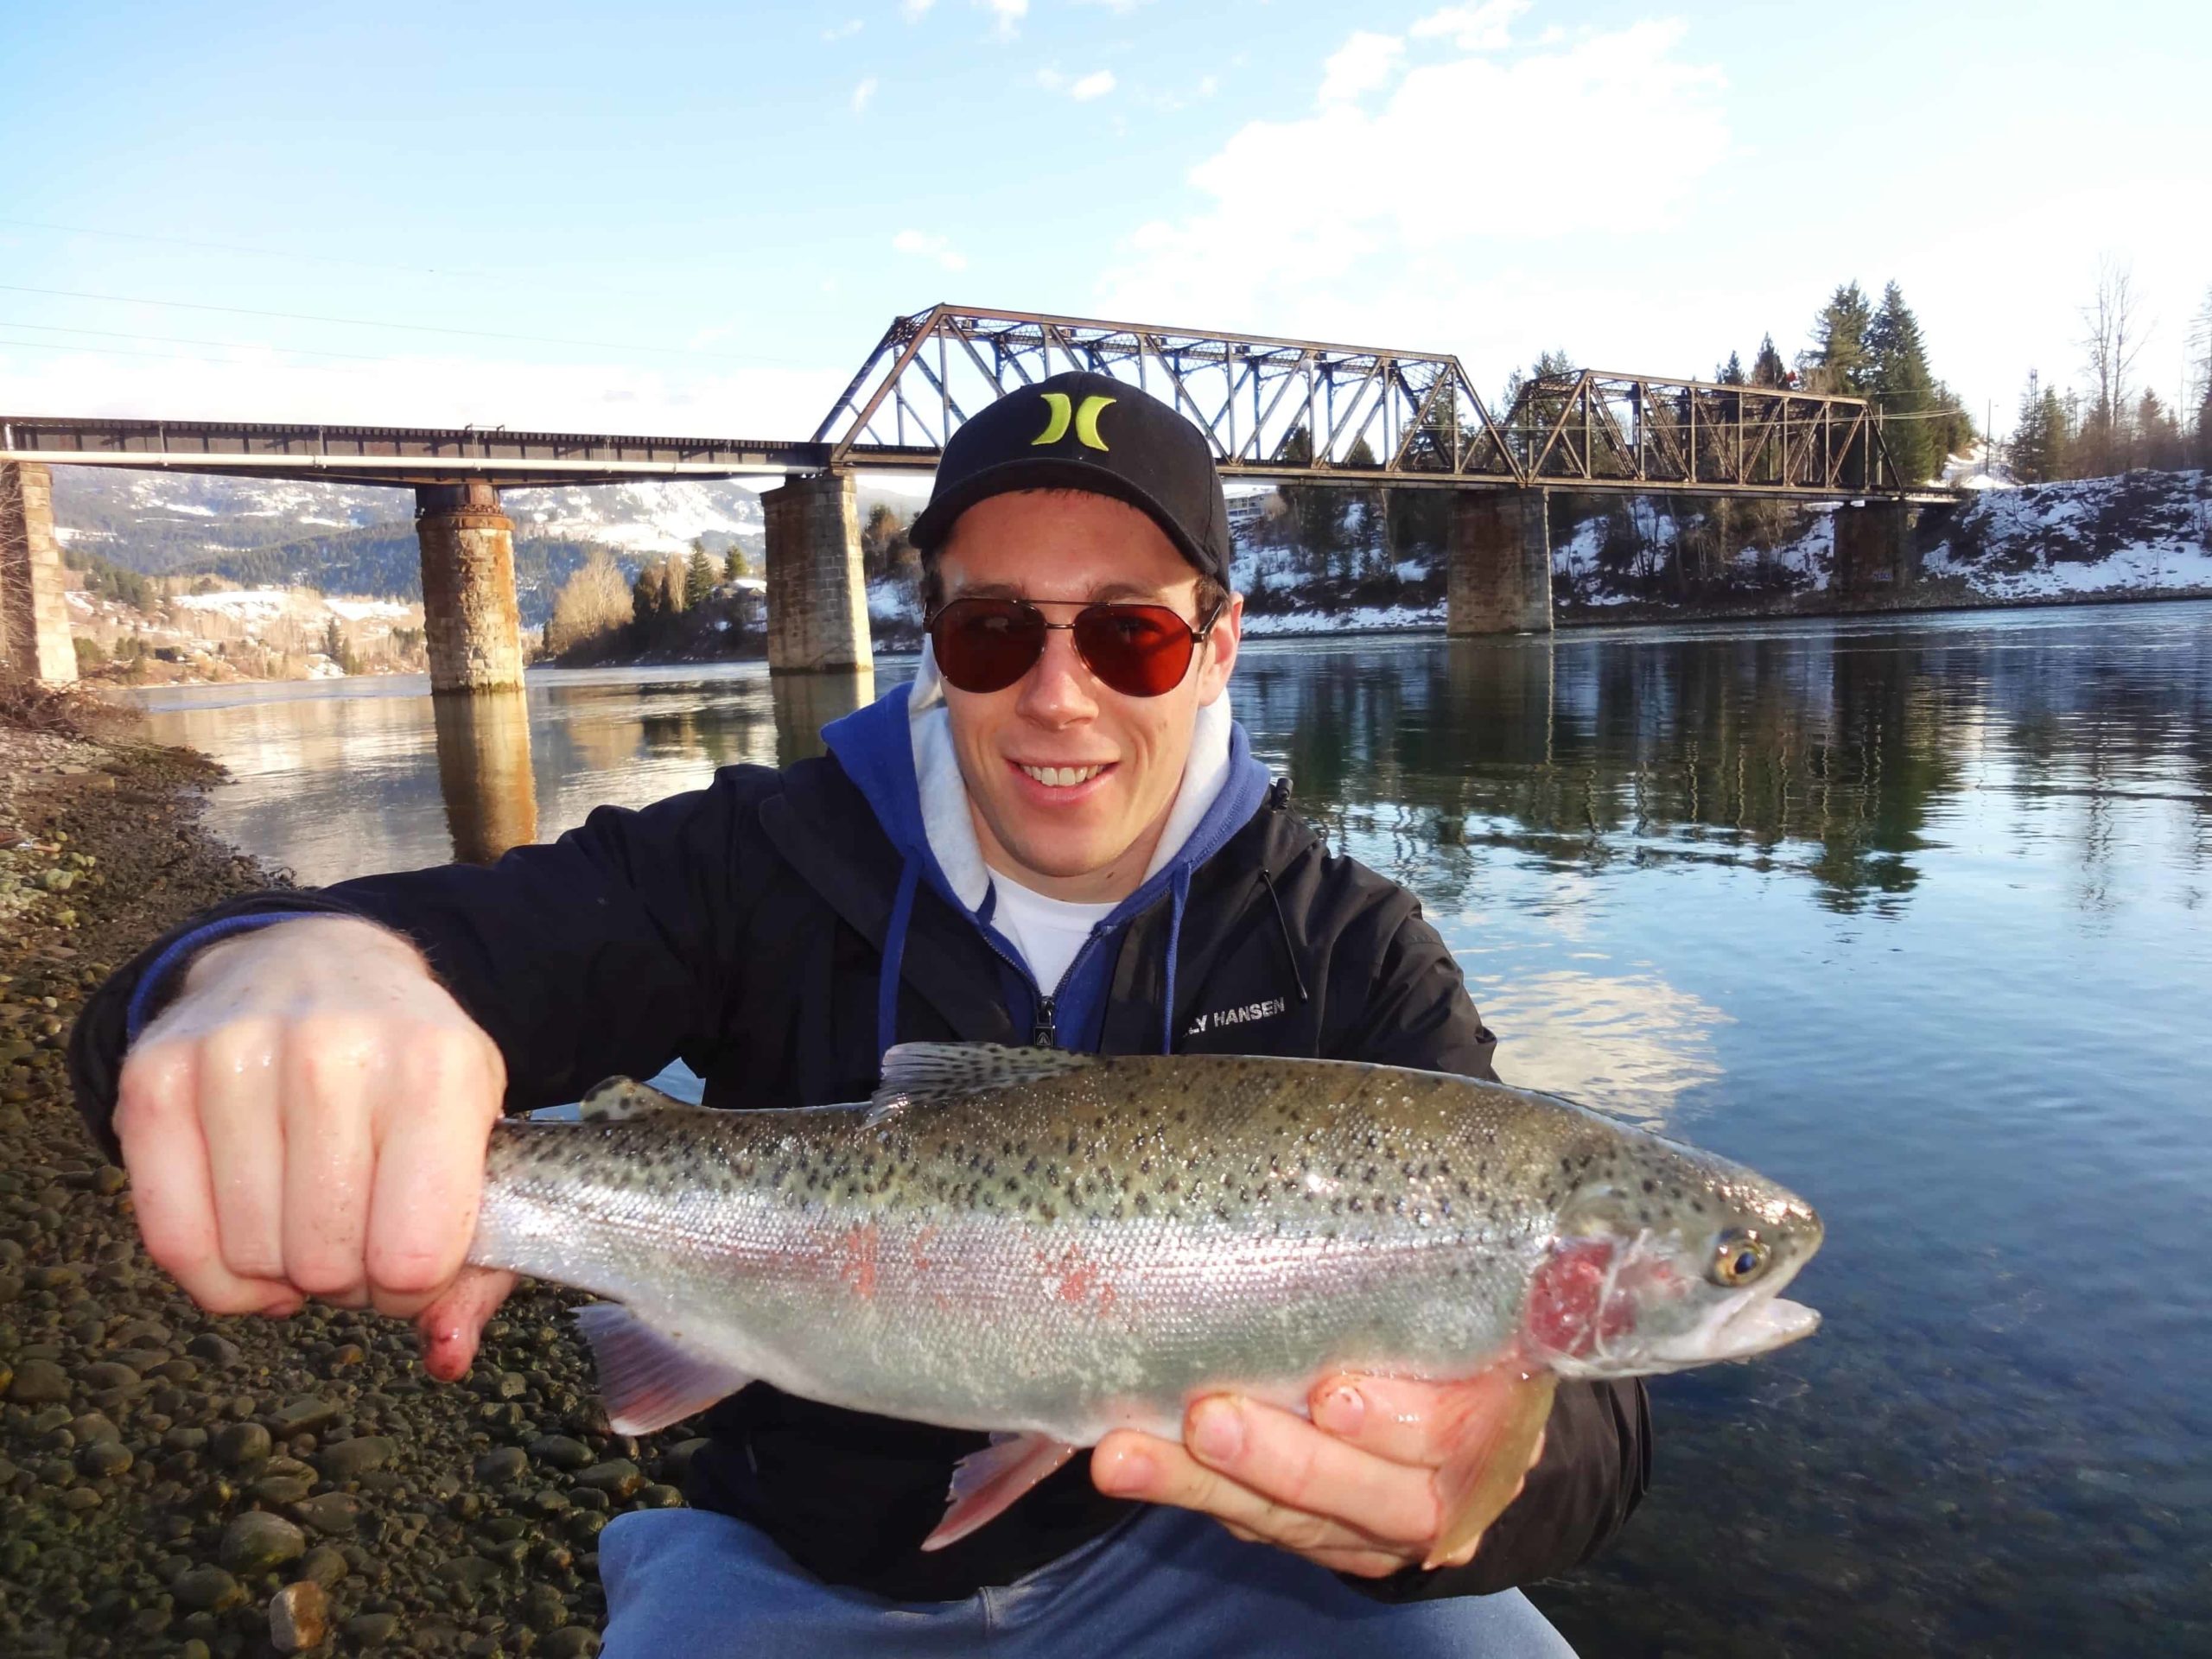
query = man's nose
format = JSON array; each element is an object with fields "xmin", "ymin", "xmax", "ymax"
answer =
[{"xmin": 1015, "ymin": 626, "xmax": 1098, "ymax": 726}]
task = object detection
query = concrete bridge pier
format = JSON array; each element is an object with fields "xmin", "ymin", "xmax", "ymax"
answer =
[
  {"xmin": 1833, "ymin": 501, "xmax": 1917, "ymax": 594},
  {"xmin": 1446, "ymin": 487, "xmax": 1554, "ymax": 637},
  {"xmin": 1, "ymin": 461, "xmax": 79, "ymax": 685},
  {"xmin": 416, "ymin": 480, "xmax": 524, "ymax": 693},
  {"xmin": 762, "ymin": 471, "xmax": 873, "ymax": 674},
  {"xmin": 433, "ymin": 688, "xmax": 538, "ymax": 863}
]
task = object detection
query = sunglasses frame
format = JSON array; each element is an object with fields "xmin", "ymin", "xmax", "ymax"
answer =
[{"xmin": 925, "ymin": 594, "xmax": 1230, "ymax": 698}]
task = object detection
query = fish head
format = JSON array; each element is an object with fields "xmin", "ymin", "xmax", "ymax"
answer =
[{"xmin": 1521, "ymin": 1133, "xmax": 1823, "ymax": 1379}]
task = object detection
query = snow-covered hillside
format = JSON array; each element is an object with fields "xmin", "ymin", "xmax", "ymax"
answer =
[{"xmin": 504, "ymin": 480, "xmax": 763, "ymax": 554}]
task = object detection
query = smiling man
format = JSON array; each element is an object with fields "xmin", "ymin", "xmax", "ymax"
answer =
[{"xmin": 71, "ymin": 372, "xmax": 1646, "ymax": 1656}]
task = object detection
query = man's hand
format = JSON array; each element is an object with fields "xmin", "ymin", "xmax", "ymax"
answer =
[
  {"xmin": 1090, "ymin": 1366, "xmax": 1545, "ymax": 1578},
  {"xmin": 114, "ymin": 915, "xmax": 517, "ymax": 1377}
]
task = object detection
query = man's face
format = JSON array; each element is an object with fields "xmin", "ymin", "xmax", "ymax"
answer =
[{"xmin": 935, "ymin": 490, "xmax": 1242, "ymax": 903}]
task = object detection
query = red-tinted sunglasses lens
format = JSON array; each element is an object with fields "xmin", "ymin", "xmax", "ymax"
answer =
[
  {"xmin": 930, "ymin": 599, "xmax": 1202, "ymax": 697},
  {"xmin": 931, "ymin": 599, "xmax": 1047, "ymax": 694},
  {"xmin": 1071, "ymin": 605, "xmax": 1195, "ymax": 696}
]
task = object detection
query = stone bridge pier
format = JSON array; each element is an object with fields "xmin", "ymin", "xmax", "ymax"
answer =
[
  {"xmin": 1, "ymin": 461, "xmax": 79, "ymax": 685},
  {"xmin": 416, "ymin": 480, "xmax": 524, "ymax": 693},
  {"xmin": 1832, "ymin": 500, "xmax": 1918, "ymax": 594},
  {"xmin": 762, "ymin": 472, "xmax": 873, "ymax": 674},
  {"xmin": 1447, "ymin": 487, "xmax": 1554, "ymax": 637}
]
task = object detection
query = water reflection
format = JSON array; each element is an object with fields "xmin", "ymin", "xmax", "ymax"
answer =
[
  {"xmin": 432, "ymin": 690, "xmax": 537, "ymax": 863},
  {"xmin": 772, "ymin": 666, "xmax": 877, "ymax": 763}
]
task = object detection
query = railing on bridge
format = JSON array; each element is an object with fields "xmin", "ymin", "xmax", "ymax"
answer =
[
  {"xmin": 816, "ymin": 304, "xmax": 1524, "ymax": 486},
  {"xmin": 1497, "ymin": 370, "xmax": 1905, "ymax": 497}
]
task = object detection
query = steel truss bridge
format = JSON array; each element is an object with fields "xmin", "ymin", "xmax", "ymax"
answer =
[{"xmin": 2, "ymin": 302, "xmax": 1948, "ymax": 502}]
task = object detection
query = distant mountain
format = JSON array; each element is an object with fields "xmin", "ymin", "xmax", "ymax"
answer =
[{"xmin": 47, "ymin": 467, "xmax": 776, "ymax": 626}]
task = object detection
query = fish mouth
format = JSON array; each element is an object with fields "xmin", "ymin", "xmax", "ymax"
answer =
[{"xmin": 1718, "ymin": 1294, "xmax": 1821, "ymax": 1354}]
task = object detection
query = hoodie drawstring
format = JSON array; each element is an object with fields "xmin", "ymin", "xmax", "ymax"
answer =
[
  {"xmin": 1160, "ymin": 868, "xmax": 1192, "ymax": 1054},
  {"xmin": 1259, "ymin": 867, "xmax": 1312, "ymax": 1005},
  {"xmin": 877, "ymin": 857, "xmax": 921, "ymax": 1061}
]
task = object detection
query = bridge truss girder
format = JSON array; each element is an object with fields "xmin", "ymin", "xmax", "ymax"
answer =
[
  {"xmin": 1499, "ymin": 370, "xmax": 1904, "ymax": 497},
  {"xmin": 815, "ymin": 305, "xmax": 1525, "ymax": 487}
]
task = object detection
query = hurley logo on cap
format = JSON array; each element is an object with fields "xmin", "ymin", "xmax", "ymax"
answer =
[{"xmin": 1033, "ymin": 391, "xmax": 1116, "ymax": 451}]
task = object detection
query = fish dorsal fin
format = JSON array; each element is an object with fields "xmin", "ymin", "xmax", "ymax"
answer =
[
  {"xmin": 578, "ymin": 1077, "xmax": 690, "ymax": 1123},
  {"xmin": 865, "ymin": 1042, "xmax": 1095, "ymax": 1127}
]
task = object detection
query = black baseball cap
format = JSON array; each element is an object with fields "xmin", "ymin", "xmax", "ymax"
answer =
[{"xmin": 907, "ymin": 370, "xmax": 1231, "ymax": 586}]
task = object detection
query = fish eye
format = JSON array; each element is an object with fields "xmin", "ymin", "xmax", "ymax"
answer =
[{"xmin": 1708, "ymin": 1229, "xmax": 1770, "ymax": 1287}]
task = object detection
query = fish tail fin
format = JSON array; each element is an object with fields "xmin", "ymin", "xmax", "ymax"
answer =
[
  {"xmin": 570, "ymin": 1302, "xmax": 754, "ymax": 1436},
  {"xmin": 1424, "ymin": 1370, "xmax": 1560, "ymax": 1571},
  {"xmin": 920, "ymin": 1432, "xmax": 1077, "ymax": 1553}
]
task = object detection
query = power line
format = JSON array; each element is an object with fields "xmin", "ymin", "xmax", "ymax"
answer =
[
  {"xmin": 0, "ymin": 318, "xmax": 389, "ymax": 363},
  {"xmin": 0, "ymin": 283, "xmax": 812, "ymax": 367}
]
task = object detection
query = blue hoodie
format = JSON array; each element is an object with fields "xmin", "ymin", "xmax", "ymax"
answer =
[{"xmin": 823, "ymin": 683, "xmax": 1274, "ymax": 1061}]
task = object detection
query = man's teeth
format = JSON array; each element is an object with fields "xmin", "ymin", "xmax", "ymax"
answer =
[{"xmin": 1020, "ymin": 763, "xmax": 1108, "ymax": 788}]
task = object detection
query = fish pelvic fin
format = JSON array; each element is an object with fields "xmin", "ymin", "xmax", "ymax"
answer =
[
  {"xmin": 577, "ymin": 1077, "xmax": 692, "ymax": 1123},
  {"xmin": 1424, "ymin": 1370, "xmax": 1560, "ymax": 1571},
  {"xmin": 868, "ymin": 1043, "xmax": 1096, "ymax": 1127},
  {"xmin": 569, "ymin": 1302, "xmax": 753, "ymax": 1435},
  {"xmin": 920, "ymin": 1432, "xmax": 1077, "ymax": 1553}
]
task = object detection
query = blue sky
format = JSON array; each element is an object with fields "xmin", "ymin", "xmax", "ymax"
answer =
[{"xmin": 1, "ymin": 0, "xmax": 2205, "ymax": 442}]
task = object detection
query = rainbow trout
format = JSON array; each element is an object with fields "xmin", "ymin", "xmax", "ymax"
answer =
[{"xmin": 467, "ymin": 1043, "xmax": 1821, "ymax": 1560}]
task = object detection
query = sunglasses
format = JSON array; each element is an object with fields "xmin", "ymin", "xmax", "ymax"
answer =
[{"xmin": 927, "ymin": 594, "xmax": 1228, "ymax": 698}]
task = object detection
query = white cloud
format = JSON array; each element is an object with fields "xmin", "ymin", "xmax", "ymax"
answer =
[
  {"xmin": 821, "ymin": 18, "xmax": 862, "ymax": 41},
  {"xmin": 980, "ymin": 0, "xmax": 1027, "ymax": 40},
  {"xmin": 1096, "ymin": 19, "xmax": 1728, "ymax": 350},
  {"xmin": 899, "ymin": 0, "xmax": 935, "ymax": 19},
  {"xmin": 1409, "ymin": 1, "xmax": 1529, "ymax": 52},
  {"xmin": 850, "ymin": 76, "xmax": 879, "ymax": 114},
  {"xmin": 1069, "ymin": 69, "xmax": 1116, "ymax": 101},
  {"xmin": 1319, "ymin": 32, "xmax": 1403, "ymax": 105},
  {"xmin": 893, "ymin": 229, "xmax": 969, "ymax": 272}
]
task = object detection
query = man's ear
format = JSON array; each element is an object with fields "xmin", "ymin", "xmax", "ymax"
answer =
[{"xmin": 1198, "ymin": 592, "xmax": 1243, "ymax": 705}]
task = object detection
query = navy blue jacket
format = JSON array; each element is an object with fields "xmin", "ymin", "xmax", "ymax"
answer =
[{"xmin": 71, "ymin": 690, "xmax": 1649, "ymax": 1604}]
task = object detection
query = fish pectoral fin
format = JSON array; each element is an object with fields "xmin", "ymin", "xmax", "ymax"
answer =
[
  {"xmin": 870, "ymin": 1043, "xmax": 1096, "ymax": 1123},
  {"xmin": 577, "ymin": 1077, "xmax": 693, "ymax": 1123},
  {"xmin": 1425, "ymin": 1371, "xmax": 1560, "ymax": 1571},
  {"xmin": 569, "ymin": 1302, "xmax": 753, "ymax": 1435},
  {"xmin": 920, "ymin": 1432, "xmax": 1077, "ymax": 1553}
]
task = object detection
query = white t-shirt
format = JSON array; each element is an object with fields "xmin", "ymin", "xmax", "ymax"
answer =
[{"xmin": 988, "ymin": 876, "xmax": 1118, "ymax": 996}]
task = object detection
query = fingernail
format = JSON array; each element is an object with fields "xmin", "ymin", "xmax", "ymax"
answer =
[
  {"xmin": 1097, "ymin": 1447, "xmax": 1154, "ymax": 1495},
  {"xmin": 1317, "ymin": 1383, "xmax": 1365, "ymax": 1435},
  {"xmin": 261, "ymin": 1296, "xmax": 302, "ymax": 1319},
  {"xmin": 1191, "ymin": 1400, "xmax": 1243, "ymax": 1464}
]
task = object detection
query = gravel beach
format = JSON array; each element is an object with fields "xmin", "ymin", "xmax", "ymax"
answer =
[{"xmin": 1, "ymin": 709, "xmax": 701, "ymax": 1658}]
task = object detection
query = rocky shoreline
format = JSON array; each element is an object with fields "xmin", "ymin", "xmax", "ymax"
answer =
[{"xmin": 0, "ymin": 714, "xmax": 697, "ymax": 1657}]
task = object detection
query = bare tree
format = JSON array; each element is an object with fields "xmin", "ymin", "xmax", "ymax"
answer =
[
  {"xmin": 544, "ymin": 551, "xmax": 632, "ymax": 658},
  {"xmin": 2190, "ymin": 283, "xmax": 2212, "ymax": 409},
  {"xmin": 2079, "ymin": 255, "xmax": 2148, "ymax": 474}
]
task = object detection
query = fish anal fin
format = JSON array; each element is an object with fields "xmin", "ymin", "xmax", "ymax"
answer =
[
  {"xmin": 1424, "ymin": 1370, "xmax": 1560, "ymax": 1571},
  {"xmin": 871, "ymin": 1043, "xmax": 1096, "ymax": 1122},
  {"xmin": 569, "ymin": 1302, "xmax": 753, "ymax": 1435},
  {"xmin": 578, "ymin": 1077, "xmax": 690, "ymax": 1123},
  {"xmin": 920, "ymin": 1432, "xmax": 1077, "ymax": 1553}
]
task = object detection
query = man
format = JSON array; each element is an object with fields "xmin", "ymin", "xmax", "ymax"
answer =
[{"xmin": 71, "ymin": 373, "xmax": 1647, "ymax": 1656}]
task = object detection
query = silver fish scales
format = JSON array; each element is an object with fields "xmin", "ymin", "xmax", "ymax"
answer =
[{"xmin": 468, "ymin": 1043, "xmax": 1822, "ymax": 1558}]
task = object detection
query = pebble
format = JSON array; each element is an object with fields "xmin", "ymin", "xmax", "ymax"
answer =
[
  {"xmin": 171, "ymin": 1565, "xmax": 246, "ymax": 1613},
  {"xmin": 539, "ymin": 1627, "xmax": 602, "ymax": 1658},
  {"xmin": 212, "ymin": 1421, "xmax": 272, "ymax": 1467},
  {"xmin": 529, "ymin": 1433, "xmax": 594, "ymax": 1471},
  {"xmin": 291, "ymin": 1491, "xmax": 363, "ymax": 1536},
  {"xmin": 184, "ymin": 1332, "xmax": 242, "ymax": 1368},
  {"xmin": 474, "ymin": 1446, "xmax": 530, "ymax": 1484},
  {"xmin": 575, "ymin": 1459, "xmax": 644, "ymax": 1498},
  {"xmin": 315, "ymin": 1433, "xmax": 395, "ymax": 1480},
  {"xmin": 268, "ymin": 1580, "xmax": 330, "ymax": 1654},
  {"xmin": 343, "ymin": 1612, "xmax": 400, "ymax": 1646},
  {"xmin": 7, "ymin": 1357, "xmax": 71, "ymax": 1404},
  {"xmin": 297, "ymin": 1544, "xmax": 350, "ymax": 1587},
  {"xmin": 266, "ymin": 1395, "xmax": 340, "ymax": 1438},
  {"xmin": 76, "ymin": 1440, "xmax": 132, "ymax": 1478},
  {"xmin": 220, "ymin": 1511, "xmax": 308, "ymax": 1576}
]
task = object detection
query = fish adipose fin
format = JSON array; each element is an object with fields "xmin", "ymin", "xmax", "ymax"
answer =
[
  {"xmin": 578, "ymin": 1077, "xmax": 693, "ymax": 1123},
  {"xmin": 921, "ymin": 1432, "xmax": 1077, "ymax": 1552},
  {"xmin": 868, "ymin": 1043, "xmax": 1096, "ymax": 1126},
  {"xmin": 1425, "ymin": 1371, "xmax": 1560, "ymax": 1570},
  {"xmin": 569, "ymin": 1303, "xmax": 753, "ymax": 1435}
]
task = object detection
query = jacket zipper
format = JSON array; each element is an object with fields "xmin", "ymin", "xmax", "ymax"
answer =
[{"xmin": 1032, "ymin": 995, "xmax": 1057, "ymax": 1048}]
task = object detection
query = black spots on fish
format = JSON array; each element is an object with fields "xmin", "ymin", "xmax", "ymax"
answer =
[
  {"xmin": 1364, "ymin": 1164, "xmax": 1378, "ymax": 1184},
  {"xmin": 1642, "ymin": 1179, "xmax": 1656, "ymax": 1194},
  {"xmin": 1000, "ymin": 1139, "xmax": 1014, "ymax": 1157},
  {"xmin": 1457, "ymin": 1179, "xmax": 1472, "ymax": 1199},
  {"xmin": 1139, "ymin": 1156, "xmax": 1154, "ymax": 1175},
  {"xmin": 1164, "ymin": 1175, "xmax": 1182, "ymax": 1194},
  {"xmin": 1133, "ymin": 1192, "xmax": 1152, "ymax": 1215},
  {"xmin": 1437, "ymin": 1158, "xmax": 1452, "ymax": 1177},
  {"xmin": 1691, "ymin": 1198, "xmax": 1708, "ymax": 1215},
  {"xmin": 1023, "ymin": 1156, "xmax": 1039, "ymax": 1177},
  {"xmin": 1559, "ymin": 1156, "xmax": 1575, "ymax": 1176}
]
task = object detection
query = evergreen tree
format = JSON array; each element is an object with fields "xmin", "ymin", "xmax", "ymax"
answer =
[
  {"xmin": 1800, "ymin": 282, "xmax": 1874, "ymax": 393},
  {"xmin": 1751, "ymin": 334, "xmax": 1789, "ymax": 388},
  {"xmin": 723, "ymin": 545, "xmax": 749, "ymax": 582},
  {"xmin": 686, "ymin": 543, "xmax": 717, "ymax": 609},
  {"xmin": 1868, "ymin": 283, "xmax": 1940, "ymax": 484},
  {"xmin": 2196, "ymin": 387, "xmax": 2212, "ymax": 470},
  {"xmin": 1716, "ymin": 351, "xmax": 1745, "ymax": 386},
  {"xmin": 2009, "ymin": 371, "xmax": 2065, "ymax": 483},
  {"xmin": 2136, "ymin": 390, "xmax": 2186, "ymax": 471},
  {"xmin": 1273, "ymin": 425, "xmax": 1340, "ymax": 576}
]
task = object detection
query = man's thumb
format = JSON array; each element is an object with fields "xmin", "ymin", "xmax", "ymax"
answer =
[{"xmin": 414, "ymin": 1267, "xmax": 518, "ymax": 1382}]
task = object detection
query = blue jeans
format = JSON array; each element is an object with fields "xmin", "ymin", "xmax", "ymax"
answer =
[{"xmin": 597, "ymin": 1503, "xmax": 1577, "ymax": 1657}]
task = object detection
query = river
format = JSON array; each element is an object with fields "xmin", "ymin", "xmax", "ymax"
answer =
[{"xmin": 123, "ymin": 602, "xmax": 2212, "ymax": 1656}]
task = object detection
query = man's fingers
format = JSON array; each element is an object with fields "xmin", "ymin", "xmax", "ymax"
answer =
[
  {"xmin": 365, "ymin": 1040, "xmax": 499, "ymax": 1301},
  {"xmin": 1181, "ymin": 1395, "xmax": 1439, "ymax": 1547},
  {"xmin": 411, "ymin": 1267, "xmax": 518, "ymax": 1382},
  {"xmin": 116, "ymin": 1051, "xmax": 296, "ymax": 1318},
  {"xmin": 1091, "ymin": 1430, "xmax": 1395, "ymax": 1561},
  {"xmin": 1309, "ymin": 1367, "xmax": 1529, "ymax": 1470},
  {"xmin": 197, "ymin": 1027, "xmax": 287, "ymax": 1283},
  {"xmin": 281, "ymin": 1033, "xmax": 376, "ymax": 1303}
]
